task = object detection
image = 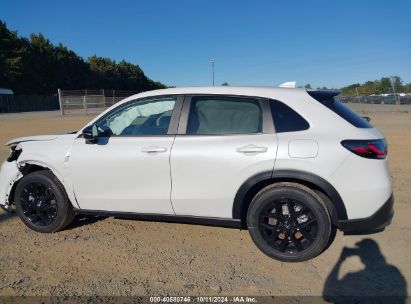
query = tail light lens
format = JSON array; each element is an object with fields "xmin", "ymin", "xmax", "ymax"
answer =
[{"xmin": 341, "ymin": 139, "xmax": 387, "ymax": 159}]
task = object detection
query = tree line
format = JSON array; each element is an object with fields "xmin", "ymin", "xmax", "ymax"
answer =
[
  {"xmin": 339, "ymin": 76, "xmax": 411, "ymax": 96},
  {"xmin": 304, "ymin": 76, "xmax": 411, "ymax": 96},
  {"xmin": 0, "ymin": 20, "xmax": 166, "ymax": 95}
]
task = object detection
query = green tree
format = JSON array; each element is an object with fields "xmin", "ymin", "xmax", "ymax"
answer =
[
  {"xmin": 304, "ymin": 84, "xmax": 311, "ymax": 89},
  {"xmin": 0, "ymin": 20, "xmax": 25, "ymax": 90},
  {"xmin": 0, "ymin": 20, "xmax": 166, "ymax": 94},
  {"xmin": 390, "ymin": 76, "xmax": 404, "ymax": 93},
  {"xmin": 221, "ymin": 82, "xmax": 229, "ymax": 86},
  {"xmin": 340, "ymin": 77, "xmax": 410, "ymax": 96},
  {"xmin": 375, "ymin": 77, "xmax": 392, "ymax": 94},
  {"xmin": 88, "ymin": 55, "xmax": 118, "ymax": 89}
]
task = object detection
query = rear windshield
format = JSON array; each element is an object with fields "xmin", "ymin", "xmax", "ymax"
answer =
[{"xmin": 321, "ymin": 98, "xmax": 372, "ymax": 128}]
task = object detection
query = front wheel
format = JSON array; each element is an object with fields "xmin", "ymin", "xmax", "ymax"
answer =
[
  {"xmin": 15, "ymin": 170, "xmax": 75, "ymax": 233},
  {"xmin": 247, "ymin": 183, "xmax": 332, "ymax": 262}
]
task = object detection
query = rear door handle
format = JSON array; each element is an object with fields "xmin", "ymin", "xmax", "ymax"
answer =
[
  {"xmin": 141, "ymin": 146, "xmax": 168, "ymax": 153},
  {"xmin": 236, "ymin": 144, "xmax": 268, "ymax": 154}
]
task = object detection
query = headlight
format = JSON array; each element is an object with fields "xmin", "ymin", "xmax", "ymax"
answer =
[{"xmin": 7, "ymin": 147, "xmax": 22, "ymax": 162}]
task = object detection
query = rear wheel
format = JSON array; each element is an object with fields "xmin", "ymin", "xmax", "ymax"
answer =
[
  {"xmin": 15, "ymin": 171, "xmax": 75, "ymax": 233},
  {"xmin": 247, "ymin": 183, "xmax": 332, "ymax": 262}
]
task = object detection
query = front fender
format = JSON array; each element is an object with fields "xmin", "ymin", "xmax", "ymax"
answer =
[
  {"xmin": 16, "ymin": 155, "xmax": 80, "ymax": 209},
  {"xmin": 18, "ymin": 156, "xmax": 65, "ymax": 183},
  {"xmin": 0, "ymin": 160, "xmax": 22, "ymax": 208},
  {"xmin": 0, "ymin": 150, "xmax": 79, "ymax": 209}
]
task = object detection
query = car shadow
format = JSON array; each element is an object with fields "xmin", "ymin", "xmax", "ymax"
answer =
[
  {"xmin": 65, "ymin": 215, "xmax": 108, "ymax": 230},
  {"xmin": 323, "ymin": 238, "xmax": 407, "ymax": 304},
  {"xmin": 0, "ymin": 210, "xmax": 15, "ymax": 223}
]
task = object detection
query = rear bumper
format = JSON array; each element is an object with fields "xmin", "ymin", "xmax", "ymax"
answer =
[{"xmin": 339, "ymin": 194, "xmax": 394, "ymax": 233}]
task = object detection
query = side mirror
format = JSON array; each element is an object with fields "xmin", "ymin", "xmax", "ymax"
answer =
[{"xmin": 82, "ymin": 124, "xmax": 99, "ymax": 143}]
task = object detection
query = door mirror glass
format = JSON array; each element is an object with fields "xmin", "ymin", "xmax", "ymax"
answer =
[
  {"xmin": 82, "ymin": 124, "xmax": 98, "ymax": 143},
  {"xmin": 92, "ymin": 124, "xmax": 99, "ymax": 137}
]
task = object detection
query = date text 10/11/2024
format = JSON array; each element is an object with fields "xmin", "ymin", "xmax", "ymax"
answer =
[{"xmin": 150, "ymin": 296, "xmax": 258, "ymax": 303}]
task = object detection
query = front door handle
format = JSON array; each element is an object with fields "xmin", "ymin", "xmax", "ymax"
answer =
[
  {"xmin": 236, "ymin": 144, "xmax": 268, "ymax": 154},
  {"xmin": 141, "ymin": 146, "xmax": 168, "ymax": 153}
]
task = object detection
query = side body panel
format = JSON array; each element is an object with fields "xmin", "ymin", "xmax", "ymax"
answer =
[
  {"xmin": 170, "ymin": 95, "xmax": 277, "ymax": 218},
  {"xmin": 328, "ymin": 154, "xmax": 392, "ymax": 218},
  {"xmin": 68, "ymin": 136, "xmax": 175, "ymax": 214},
  {"xmin": 271, "ymin": 93, "xmax": 392, "ymax": 220},
  {"xmin": 170, "ymin": 134, "xmax": 278, "ymax": 218}
]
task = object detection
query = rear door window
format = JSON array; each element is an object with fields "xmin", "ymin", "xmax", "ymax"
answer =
[{"xmin": 187, "ymin": 96, "xmax": 262, "ymax": 135}]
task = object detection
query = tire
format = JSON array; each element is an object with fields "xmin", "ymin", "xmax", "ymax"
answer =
[
  {"xmin": 14, "ymin": 170, "xmax": 75, "ymax": 233},
  {"xmin": 247, "ymin": 182, "xmax": 332, "ymax": 262}
]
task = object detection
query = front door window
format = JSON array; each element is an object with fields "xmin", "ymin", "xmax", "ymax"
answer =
[{"xmin": 96, "ymin": 96, "xmax": 176, "ymax": 136}]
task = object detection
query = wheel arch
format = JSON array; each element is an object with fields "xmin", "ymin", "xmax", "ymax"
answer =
[
  {"xmin": 232, "ymin": 170, "xmax": 348, "ymax": 227},
  {"xmin": 11, "ymin": 160, "xmax": 79, "ymax": 209},
  {"xmin": 18, "ymin": 160, "xmax": 62, "ymax": 178}
]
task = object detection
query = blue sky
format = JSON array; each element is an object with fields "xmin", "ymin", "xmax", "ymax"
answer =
[{"xmin": 1, "ymin": 0, "xmax": 410, "ymax": 88}]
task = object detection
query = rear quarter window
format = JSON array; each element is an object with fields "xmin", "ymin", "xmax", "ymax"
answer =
[
  {"xmin": 321, "ymin": 98, "xmax": 372, "ymax": 128},
  {"xmin": 270, "ymin": 100, "xmax": 310, "ymax": 133},
  {"xmin": 308, "ymin": 91, "xmax": 373, "ymax": 128}
]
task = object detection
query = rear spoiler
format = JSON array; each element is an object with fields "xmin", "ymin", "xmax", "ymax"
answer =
[{"xmin": 307, "ymin": 90, "xmax": 340, "ymax": 102}]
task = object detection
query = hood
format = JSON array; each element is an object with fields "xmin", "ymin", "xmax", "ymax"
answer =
[{"xmin": 6, "ymin": 135, "xmax": 60, "ymax": 146}]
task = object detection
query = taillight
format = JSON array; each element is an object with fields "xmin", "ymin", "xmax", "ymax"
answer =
[{"xmin": 341, "ymin": 139, "xmax": 387, "ymax": 159}]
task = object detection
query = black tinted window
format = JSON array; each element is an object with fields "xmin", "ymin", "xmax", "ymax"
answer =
[
  {"xmin": 321, "ymin": 98, "xmax": 372, "ymax": 128},
  {"xmin": 187, "ymin": 96, "xmax": 261, "ymax": 134},
  {"xmin": 270, "ymin": 100, "xmax": 309, "ymax": 132}
]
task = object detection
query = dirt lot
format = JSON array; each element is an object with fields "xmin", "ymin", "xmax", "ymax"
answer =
[{"xmin": 0, "ymin": 106, "xmax": 410, "ymax": 298}]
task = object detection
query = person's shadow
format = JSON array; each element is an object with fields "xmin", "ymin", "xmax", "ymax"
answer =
[{"xmin": 323, "ymin": 239, "xmax": 407, "ymax": 304}]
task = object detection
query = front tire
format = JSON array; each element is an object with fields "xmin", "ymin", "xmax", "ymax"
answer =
[
  {"xmin": 247, "ymin": 183, "xmax": 332, "ymax": 262},
  {"xmin": 15, "ymin": 170, "xmax": 75, "ymax": 233}
]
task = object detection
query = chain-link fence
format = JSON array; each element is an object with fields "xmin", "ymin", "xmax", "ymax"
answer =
[
  {"xmin": 340, "ymin": 95, "xmax": 411, "ymax": 105},
  {"xmin": 58, "ymin": 89, "xmax": 140, "ymax": 115},
  {"xmin": 0, "ymin": 95, "xmax": 59, "ymax": 113},
  {"xmin": 57, "ymin": 89, "xmax": 411, "ymax": 116}
]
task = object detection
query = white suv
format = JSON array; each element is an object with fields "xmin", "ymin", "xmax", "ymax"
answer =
[{"xmin": 0, "ymin": 87, "xmax": 393, "ymax": 262}]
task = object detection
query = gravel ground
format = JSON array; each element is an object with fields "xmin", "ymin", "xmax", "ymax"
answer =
[{"xmin": 0, "ymin": 107, "xmax": 410, "ymax": 298}]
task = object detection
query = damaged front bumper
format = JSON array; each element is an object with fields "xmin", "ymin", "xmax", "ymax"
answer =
[{"xmin": 0, "ymin": 160, "xmax": 22, "ymax": 211}]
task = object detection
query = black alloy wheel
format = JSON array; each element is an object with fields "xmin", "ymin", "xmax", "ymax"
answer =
[
  {"xmin": 247, "ymin": 183, "xmax": 332, "ymax": 262},
  {"xmin": 258, "ymin": 198, "xmax": 318, "ymax": 254},
  {"xmin": 20, "ymin": 182, "xmax": 58, "ymax": 227},
  {"xmin": 15, "ymin": 170, "xmax": 75, "ymax": 233}
]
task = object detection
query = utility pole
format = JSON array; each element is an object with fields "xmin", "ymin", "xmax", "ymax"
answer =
[
  {"xmin": 356, "ymin": 87, "xmax": 364, "ymax": 114},
  {"xmin": 57, "ymin": 88, "xmax": 63, "ymax": 116},
  {"xmin": 390, "ymin": 76, "xmax": 399, "ymax": 105},
  {"xmin": 210, "ymin": 58, "xmax": 215, "ymax": 86}
]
